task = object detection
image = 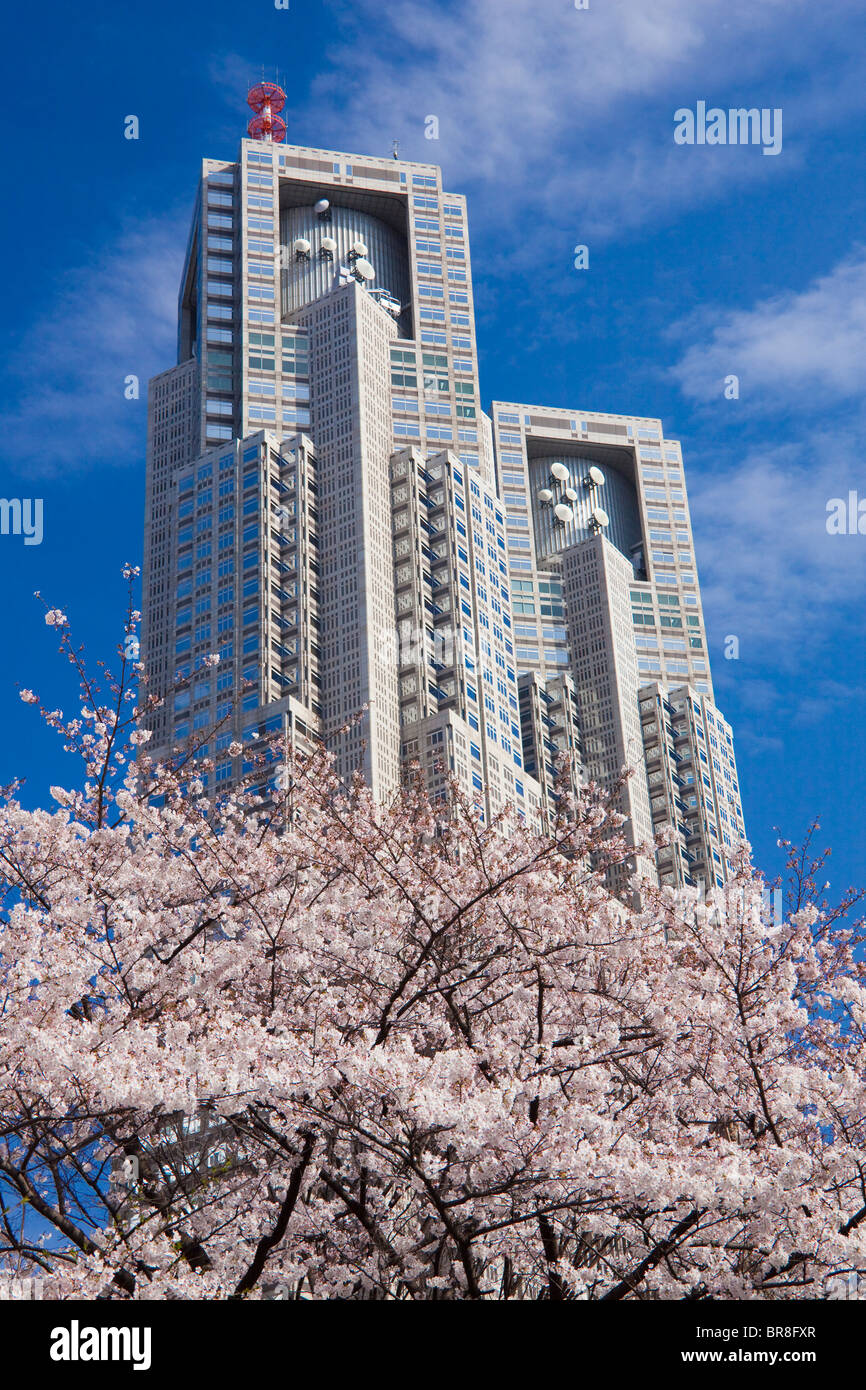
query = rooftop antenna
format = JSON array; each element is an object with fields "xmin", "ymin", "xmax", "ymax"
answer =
[
  {"xmin": 247, "ymin": 81, "xmax": 287, "ymax": 143},
  {"xmin": 391, "ymin": 139, "xmax": 399, "ymax": 160}
]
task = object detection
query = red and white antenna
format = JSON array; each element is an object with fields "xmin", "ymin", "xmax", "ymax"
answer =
[{"xmin": 247, "ymin": 82, "xmax": 287, "ymax": 143}]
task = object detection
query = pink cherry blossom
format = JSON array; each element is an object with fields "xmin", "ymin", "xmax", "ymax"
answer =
[{"xmin": 0, "ymin": 578, "xmax": 864, "ymax": 1301}]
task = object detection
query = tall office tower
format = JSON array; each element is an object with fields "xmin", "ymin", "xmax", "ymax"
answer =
[
  {"xmin": 560, "ymin": 535, "xmax": 657, "ymax": 895},
  {"xmin": 391, "ymin": 445, "xmax": 542, "ymax": 824},
  {"xmin": 141, "ymin": 89, "xmax": 746, "ymax": 885},
  {"xmin": 638, "ymin": 682, "xmax": 746, "ymax": 889},
  {"xmin": 517, "ymin": 671, "xmax": 582, "ymax": 833},
  {"xmin": 491, "ymin": 403, "xmax": 745, "ymax": 891},
  {"xmin": 142, "ymin": 88, "xmax": 542, "ymax": 825}
]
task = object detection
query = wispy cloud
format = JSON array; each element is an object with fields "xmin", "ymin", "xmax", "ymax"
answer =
[
  {"xmin": 304, "ymin": 0, "xmax": 865, "ymax": 240},
  {"xmin": 6, "ymin": 0, "xmax": 866, "ymax": 486},
  {"xmin": 666, "ymin": 234, "xmax": 866, "ymax": 728},
  {"xmin": 688, "ymin": 434, "xmax": 866, "ymax": 673},
  {"xmin": 3, "ymin": 215, "xmax": 185, "ymax": 479},
  {"xmin": 670, "ymin": 248, "xmax": 866, "ymax": 410}
]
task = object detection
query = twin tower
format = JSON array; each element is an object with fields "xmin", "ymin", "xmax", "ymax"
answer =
[{"xmin": 142, "ymin": 96, "xmax": 746, "ymax": 898}]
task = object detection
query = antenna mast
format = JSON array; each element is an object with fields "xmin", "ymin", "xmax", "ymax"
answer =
[{"xmin": 247, "ymin": 82, "xmax": 287, "ymax": 143}]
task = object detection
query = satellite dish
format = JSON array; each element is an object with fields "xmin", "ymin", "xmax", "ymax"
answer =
[
  {"xmin": 292, "ymin": 237, "xmax": 311, "ymax": 256},
  {"xmin": 354, "ymin": 258, "xmax": 375, "ymax": 280},
  {"xmin": 564, "ymin": 485, "xmax": 578, "ymax": 501},
  {"xmin": 314, "ymin": 198, "xmax": 330, "ymax": 215},
  {"xmin": 586, "ymin": 465, "xmax": 605, "ymax": 487},
  {"xmin": 554, "ymin": 503, "xmax": 573, "ymax": 524},
  {"xmin": 537, "ymin": 487, "xmax": 553, "ymax": 504},
  {"xmin": 590, "ymin": 506, "xmax": 610, "ymax": 528},
  {"xmin": 550, "ymin": 462, "xmax": 569, "ymax": 482},
  {"xmin": 350, "ymin": 240, "xmax": 368, "ymax": 256},
  {"xmin": 320, "ymin": 235, "xmax": 337, "ymax": 253}
]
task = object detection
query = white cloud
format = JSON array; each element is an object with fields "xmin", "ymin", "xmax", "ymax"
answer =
[
  {"xmin": 687, "ymin": 433, "xmax": 866, "ymax": 675},
  {"xmin": 670, "ymin": 249, "xmax": 866, "ymax": 409},
  {"xmin": 4, "ymin": 215, "xmax": 185, "ymax": 478},
  {"xmin": 304, "ymin": 0, "xmax": 865, "ymax": 239},
  {"xmin": 8, "ymin": 0, "xmax": 866, "ymax": 484}
]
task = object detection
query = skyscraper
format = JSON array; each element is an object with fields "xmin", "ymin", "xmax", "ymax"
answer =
[
  {"xmin": 490, "ymin": 402, "xmax": 745, "ymax": 889},
  {"xmin": 142, "ymin": 87, "xmax": 746, "ymax": 892}
]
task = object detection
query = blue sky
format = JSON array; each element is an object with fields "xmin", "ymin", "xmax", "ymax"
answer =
[{"xmin": 1, "ymin": 0, "xmax": 864, "ymax": 896}]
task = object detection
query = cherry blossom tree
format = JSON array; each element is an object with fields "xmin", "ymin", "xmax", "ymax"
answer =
[{"xmin": 1, "ymin": 572, "xmax": 865, "ymax": 1300}]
